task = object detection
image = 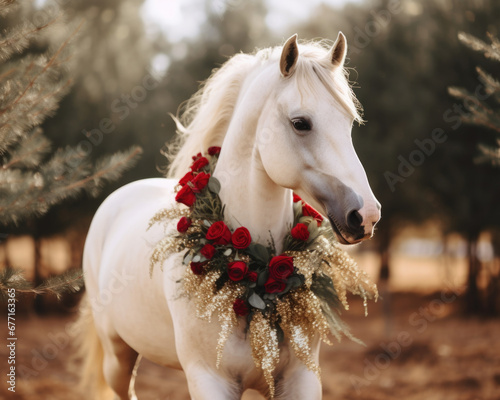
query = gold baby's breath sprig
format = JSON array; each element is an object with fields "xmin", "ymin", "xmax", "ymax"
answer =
[
  {"xmin": 249, "ymin": 311, "xmax": 280, "ymax": 399},
  {"xmin": 148, "ymin": 207, "xmax": 189, "ymax": 230},
  {"xmin": 317, "ymin": 237, "xmax": 378, "ymax": 315},
  {"xmin": 183, "ymin": 269, "xmax": 245, "ymax": 368}
]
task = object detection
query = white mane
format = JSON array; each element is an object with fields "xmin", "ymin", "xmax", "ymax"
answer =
[{"xmin": 166, "ymin": 40, "xmax": 363, "ymax": 178}]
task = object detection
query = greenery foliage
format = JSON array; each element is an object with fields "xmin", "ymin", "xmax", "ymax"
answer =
[
  {"xmin": 449, "ymin": 32, "xmax": 500, "ymax": 165},
  {"xmin": 0, "ymin": 0, "xmax": 141, "ymax": 296}
]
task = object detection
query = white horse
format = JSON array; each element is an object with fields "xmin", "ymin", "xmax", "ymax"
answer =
[{"xmin": 78, "ymin": 33, "xmax": 380, "ymax": 400}]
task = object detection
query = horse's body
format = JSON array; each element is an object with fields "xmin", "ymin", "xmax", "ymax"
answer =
[{"xmin": 79, "ymin": 34, "xmax": 380, "ymax": 400}]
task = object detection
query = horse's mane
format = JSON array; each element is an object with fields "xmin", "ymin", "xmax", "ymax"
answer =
[{"xmin": 166, "ymin": 40, "xmax": 362, "ymax": 178}]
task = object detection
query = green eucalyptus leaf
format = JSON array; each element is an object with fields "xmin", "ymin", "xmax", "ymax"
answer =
[
  {"xmin": 257, "ymin": 270, "xmax": 269, "ymax": 286},
  {"xmin": 288, "ymin": 276, "xmax": 303, "ymax": 288},
  {"xmin": 208, "ymin": 177, "xmax": 221, "ymax": 194},
  {"xmin": 307, "ymin": 221, "xmax": 320, "ymax": 241},
  {"xmin": 183, "ymin": 251, "xmax": 193, "ymax": 266},
  {"xmin": 249, "ymin": 243, "xmax": 270, "ymax": 263},
  {"xmin": 280, "ymin": 279, "xmax": 294, "ymax": 296},
  {"xmin": 299, "ymin": 216, "xmax": 314, "ymax": 225},
  {"xmin": 293, "ymin": 201, "xmax": 303, "ymax": 221},
  {"xmin": 248, "ymin": 293, "xmax": 266, "ymax": 310},
  {"xmin": 264, "ymin": 292, "xmax": 276, "ymax": 301}
]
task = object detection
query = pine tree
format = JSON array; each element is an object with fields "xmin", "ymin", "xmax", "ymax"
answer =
[
  {"xmin": 448, "ymin": 32, "xmax": 500, "ymax": 164},
  {"xmin": 0, "ymin": 0, "xmax": 142, "ymax": 297},
  {"xmin": 448, "ymin": 31, "xmax": 500, "ymax": 314}
]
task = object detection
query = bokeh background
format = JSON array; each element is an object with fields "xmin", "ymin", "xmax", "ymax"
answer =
[{"xmin": 1, "ymin": 0, "xmax": 500, "ymax": 399}]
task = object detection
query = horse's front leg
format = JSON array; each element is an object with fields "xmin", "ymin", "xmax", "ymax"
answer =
[
  {"xmin": 166, "ymin": 289, "xmax": 241, "ymax": 400},
  {"xmin": 276, "ymin": 338, "xmax": 322, "ymax": 400},
  {"xmin": 277, "ymin": 365, "xmax": 322, "ymax": 400},
  {"xmin": 184, "ymin": 364, "xmax": 241, "ymax": 400}
]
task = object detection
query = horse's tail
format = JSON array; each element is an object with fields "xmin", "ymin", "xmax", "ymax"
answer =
[{"xmin": 72, "ymin": 295, "xmax": 113, "ymax": 400}]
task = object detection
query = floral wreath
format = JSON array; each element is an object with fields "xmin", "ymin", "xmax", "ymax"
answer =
[{"xmin": 149, "ymin": 147, "xmax": 377, "ymax": 398}]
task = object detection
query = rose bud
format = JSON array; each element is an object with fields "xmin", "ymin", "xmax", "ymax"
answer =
[
  {"xmin": 178, "ymin": 171, "xmax": 194, "ymax": 187},
  {"xmin": 233, "ymin": 298, "xmax": 249, "ymax": 316},
  {"xmin": 190, "ymin": 261, "xmax": 207, "ymax": 275},
  {"xmin": 227, "ymin": 261, "xmax": 248, "ymax": 281},
  {"xmin": 247, "ymin": 271, "xmax": 258, "ymax": 282},
  {"xmin": 269, "ymin": 255, "xmax": 294, "ymax": 281},
  {"xmin": 302, "ymin": 203, "xmax": 324, "ymax": 226},
  {"xmin": 291, "ymin": 223, "xmax": 310, "ymax": 241},
  {"xmin": 175, "ymin": 184, "xmax": 196, "ymax": 207},
  {"xmin": 231, "ymin": 227, "xmax": 252, "ymax": 249},
  {"xmin": 200, "ymin": 244, "xmax": 216, "ymax": 260},
  {"xmin": 208, "ymin": 146, "xmax": 221, "ymax": 156},
  {"xmin": 177, "ymin": 217, "xmax": 192, "ymax": 233},
  {"xmin": 206, "ymin": 221, "xmax": 232, "ymax": 245},
  {"xmin": 264, "ymin": 277, "xmax": 286, "ymax": 294},
  {"xmin": 191, "ymin": 172, "xmax": 210, "ymax": 193},
  {"xmin": 190, "ymin": 156, "xmax": 209, "ymax": 172}
]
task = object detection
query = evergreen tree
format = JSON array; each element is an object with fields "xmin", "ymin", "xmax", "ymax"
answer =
[
  {"xmin": 448, "ymin": 32, "xmax": 500, "ymax": 165},
  {"xmin": 448, "ymin": 31, "xmax": 500, "ymax": 314},
  {"xmin": 0, "ymin": 0, "xmax": 141, "ymax": 296}
]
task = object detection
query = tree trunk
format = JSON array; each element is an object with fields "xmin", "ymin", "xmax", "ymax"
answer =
[
  {"xmin": 379, "ymin": 247, "xmax": 390, "ymax": 281},
  {"xmin": 486, "ymin": 234, "xmax": 500, "ymax": 316},
  {"xmin": 378, "ymin": 228, "xmax": 391, "ymax": 282},
  {"xmin": 377, "ymin": 228, "xmax": 392, "ymax": 336},
  {"xmin": 465, "ymin": 237, "xmax": 482, "ymax": 314},
  {"xmin": 33, "ymin": 237, "xmax": 45, "ymax": 315},
  {"xmin": 486, "ymin": 260, "xmax": 500, "ymax": 316},
  {"xmin": 2, "ymin": 240, "xmax": 12, "ymax": 270}
]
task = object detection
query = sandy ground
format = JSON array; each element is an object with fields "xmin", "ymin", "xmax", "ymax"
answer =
[{"xmin": 1, "ymin": 290, "xmax": 499, "ymax": 400}]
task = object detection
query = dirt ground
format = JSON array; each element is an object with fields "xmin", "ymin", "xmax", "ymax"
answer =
[{"xmin": 1, "ymin": 290, "xmax": 500, "ymax": 400}]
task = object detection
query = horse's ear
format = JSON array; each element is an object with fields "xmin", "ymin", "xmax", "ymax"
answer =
[
  {"xmin": 280, "ymin": 34, "xmax": 299, "ymax": 77},
  {"xmin": 328, "ymin": 31, "xmax": 347, "ymax": 68}
]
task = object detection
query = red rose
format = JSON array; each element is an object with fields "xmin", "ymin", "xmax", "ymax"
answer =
[
  {"xmin": 200, "ymin": 244, "xmax": 216, "ymax": 260},
  {"xmin": 177, "ymin": 217, "xmax": 192, "ymax": 233},
  {"xmin": 191, "ymin": 156, "xmax": 209, "ymax": 172},
  {"xmin": 231, "ymin": 227, "xmax": 252, "ymax": 249},
  {"xmin": 247, "ymin": 271, "xmax": 258, "ymax": 282},
  {"xmin": 179, "ymin": 171, "xmax": 194, "ymax": 186},
  {"xmin": 291, "ymin": 223, "xmax": 310, "ymax": 241},
  {"xmin": 191, "ymin": 172, "xmax": 210, "ymax": 192},
  {"xmin": 233, "ymin": 298, "xmax": 249, "ymax": 316},
  {"xmin": 192, "ymin": 152, "xmax": 202, "ymax": 160},
  {"xmin": 208, "ymin": 146, "xmax": 221, "ymax": 156},
  {"xmin": 227, "ymin": 261, "xmax": 248, "ymax": 281},
  {"xmin": 264, "ymin": 277, "xmax": 286, "ymax": 294},
  {"xmin": 302, "ymin": 203, "xmax": 324, "ymax": 226},
  {"xmin": 190, "ymin": 261, "xmax": 206, "ymax": 275},
  {"xmin": 269, "ymin": 255, "xmax": 294, "ymax": 281},
  {"xmin": 293, "ymin": 193, "xmax": 302, "ymax": 203},
  {"xmin": 206, "ymin": 221, "xmax": 232, "ymax": 245},
  {"xmin": 175, "ymin": 184, "xmax": 196, "ymax": 207}
]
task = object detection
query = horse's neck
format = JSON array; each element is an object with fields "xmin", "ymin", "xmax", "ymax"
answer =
[
  {"xmin": 213, "ymin": 70, "xmax": 293, "ymax": 253},
  {"xmin": 215, "ymin": 151, "xmax": 293, "ymax": 253}
]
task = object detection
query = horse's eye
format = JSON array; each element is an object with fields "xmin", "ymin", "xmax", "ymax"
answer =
[{"xmin": 291, "ymin": 117, "xmax": 312, "ymax": 132}]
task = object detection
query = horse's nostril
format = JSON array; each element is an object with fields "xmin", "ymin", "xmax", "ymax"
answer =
[{"xmin": 347, "ymin": 210, "xmax": 363, "ymax": 230}]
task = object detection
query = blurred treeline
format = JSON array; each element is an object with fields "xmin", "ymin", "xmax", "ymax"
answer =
[{"xmin": 1, "ymin": 0, "xmax": 499, "ymax": 314}]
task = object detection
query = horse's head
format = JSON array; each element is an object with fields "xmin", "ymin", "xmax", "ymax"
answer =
[{"xmin": 256, "ymin": 33, "xmax": 380, "ymax": 244}]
